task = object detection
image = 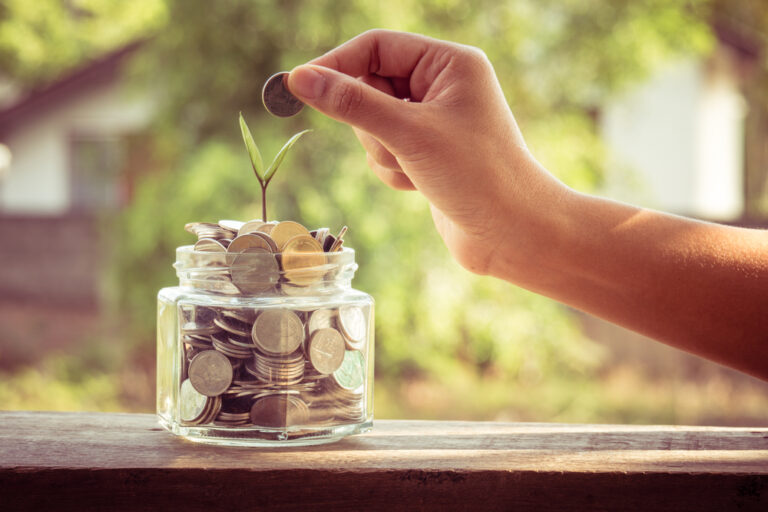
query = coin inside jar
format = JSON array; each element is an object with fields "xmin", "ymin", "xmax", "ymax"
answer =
[
  {"xmin": 308, "ymin": 308, "xmax": 336, "ymax": 334},
  {"xmin": 338, "ymin": 305, "xmax": 367, "ymax": 348},
  {"xmin": 194, "ymin": 238, "xmax": 228, "ymax": 252},
  {"xmin": 262, "ymin": 72, "xmax": 304, "ymax": 118},
  {"xmin": 251, "ymin": 309, "xmax": 304, "ymax": 355},
  {"xmin": 227, "ymin": 233, "xmax": 274, "ymax": 264},
  {"xmin": 307, "ymin": 328, "xmax": 345, "ymax": 374},
  {"xmin": 250, "ymin": 394, "xmax": 310, "ymax": 427},
  {"xmin": 230, "ymin": 248, "xmax": 280, "ymax": 294},
  {"xmin": 179, "ymin": 378, "xmax": 210, "ymax": 424},
  {"xmin": 188, "ymin": 350, "xmax": 234, "ymax": 397},
  {"xmin": 332, "ymin": 349, "xmax": 366, "ymax": 391},
  {"xmin": 281, "ymin": 235, "xmax": 326, "ymax": 286}
]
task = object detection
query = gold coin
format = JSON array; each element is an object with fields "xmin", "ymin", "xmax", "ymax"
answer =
[
  {"xmin": 250, "ymin": 394, "xmax": 309, "ymax": 427},
  {"xmin": 257, "ymin": 222, "xmax": 277, "ymax": 235},
  {"xmin": 281, "ymin": 235, "xmax": 326, "ymax": 286},
  {"xmin": 237, "ymin": 219, "xmax": 265, "ymax": 237},
  {"xmin": 271, "ymin": 221, "xmax": 311, "ymax": 251}
]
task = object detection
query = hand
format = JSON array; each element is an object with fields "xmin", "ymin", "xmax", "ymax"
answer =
[
  {"xmin": 288, "ymin": 30, "xmax": 768, "ymax": 380},
  {"xmin": 287, "ymin": 29, "xmax": 568, "ymax": 277}
]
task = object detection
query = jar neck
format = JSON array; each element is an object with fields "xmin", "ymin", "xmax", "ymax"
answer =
[{"xmin": 174, "ymin": 245, "xmax": 357, "ymax": 297}]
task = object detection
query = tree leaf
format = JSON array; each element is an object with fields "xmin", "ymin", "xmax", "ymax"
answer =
[
  {"xmin": 239, "ymin": 112, "xmax": 264, "ymax": 184},
  {"xmin": 264, "ymin": 129, "xmax": 311, "ymax": 184}
]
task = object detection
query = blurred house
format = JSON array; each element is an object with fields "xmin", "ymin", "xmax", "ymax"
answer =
[
  {"xmin": 0, "ymin": 42, "xmax": 153, "ymax": 310},
  {"xmin": 600, "ymin": 29, "xmax": 765, "ymax": 223}
]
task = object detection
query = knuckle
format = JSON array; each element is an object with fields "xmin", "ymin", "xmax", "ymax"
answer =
[
  {"xmin": 371, "ymin": 143, "xmax": 399, "ymax": 170},
  {"xmin": 457, "ymin": 44, "xmax": 492, "ymax": 72},
  {"xmin": 362, "ymin": 28, "xmax": 388, "ymax": 39},
  {"xmin": 332, "ymin": 81, "xmax": 364, "ymax": 117}
]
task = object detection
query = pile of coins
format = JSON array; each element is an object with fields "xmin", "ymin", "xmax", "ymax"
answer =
[
  {"xmin": 185, "ymin": 219, "xmax": 347, "ymax": 295},
  {"xmin": 178, "ymin": 299, "xmax": 369, "ymax": 429}
]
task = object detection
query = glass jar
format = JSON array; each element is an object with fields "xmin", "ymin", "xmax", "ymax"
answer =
[{"xmin": 156, "ymin": 245, "xmax": 374, "ymax": 446}]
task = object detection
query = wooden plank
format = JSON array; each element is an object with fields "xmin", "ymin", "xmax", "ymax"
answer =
[{"xmin": 1, "ymin": 411, "xmax": 767, "ymax": 511}]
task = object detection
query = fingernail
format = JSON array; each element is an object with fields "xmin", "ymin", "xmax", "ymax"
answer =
[{"xmin": 289, "ymin": 66, "xmax": 326, "ymax": 99}]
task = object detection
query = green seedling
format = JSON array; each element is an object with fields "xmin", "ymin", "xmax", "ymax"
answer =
[{"xmin": 239, "ymin": 112, "xmax": 310, "ymax": 221}]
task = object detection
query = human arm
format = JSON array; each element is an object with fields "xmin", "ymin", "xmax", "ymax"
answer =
[{"xmin": 286, "ymin": 29, "xmax": 768, "ymax": 380}]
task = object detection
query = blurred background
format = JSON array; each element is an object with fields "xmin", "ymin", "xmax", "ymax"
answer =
[{"xmin": 0, "ymin": 0, "xmax": 767, "ymax": 425}]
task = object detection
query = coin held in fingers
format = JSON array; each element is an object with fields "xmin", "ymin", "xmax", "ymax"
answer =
[{"xmin": 263, "ymin": 72, "xmax": 304, "ymax": 118}]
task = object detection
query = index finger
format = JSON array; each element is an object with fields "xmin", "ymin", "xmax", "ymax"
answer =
[{"xmin": 310, "ymin": 29, "xmax": 438, "ymax": 80}]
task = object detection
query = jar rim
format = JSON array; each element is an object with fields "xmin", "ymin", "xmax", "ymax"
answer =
[{"xmin": 174, "ymin": 245, "xmax": 357, "ymax": 296}]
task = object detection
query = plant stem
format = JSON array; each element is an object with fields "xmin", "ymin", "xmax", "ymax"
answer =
[{"xmin": 261, "ymin": 185, "xmax": 267, "ymax": 221}]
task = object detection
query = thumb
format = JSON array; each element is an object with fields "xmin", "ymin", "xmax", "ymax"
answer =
[{"xmin": 287, "ymin": 64, "xmax": 409, "ymax": 144}]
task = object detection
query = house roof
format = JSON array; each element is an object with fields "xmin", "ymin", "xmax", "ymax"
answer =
[{"xmin": 0, "ymin": 41, "xmax": 144, "ymax": 136}]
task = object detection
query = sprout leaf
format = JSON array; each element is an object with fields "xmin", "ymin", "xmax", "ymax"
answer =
[
  {"xmin": 239, "ymin": 112, "xmax": 264, "ymax": 184},
  {"xmin": 264, "ymin": 129, "xmax": 311, "ymax": 184}
]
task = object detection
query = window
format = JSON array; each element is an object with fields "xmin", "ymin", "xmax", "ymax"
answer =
[{"xmin": 69, "ymin": 134, "xmax": 126, "ymax": 212}]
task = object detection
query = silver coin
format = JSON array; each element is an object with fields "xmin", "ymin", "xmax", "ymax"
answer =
[
  {"xmin": 307, "ymin": 328, "xmax": 345, "ymax": 375},
  {"xmin": 180, "ymin": 379, "xmax": 210, "ymax": 424},
  {"xmin": 194, "ymin": 238, "xmax": 228, "ymax": 252},
  {"xmin": 338, "ymin": 305, "xmax": 367, "ymax": 347},
  {"xmin": 230, "ymin": 248, "xmax": 280, "ymax": 294},
  {"xmin": 226, "ymin": 234, "xmax": 274, "ymax": 264},
  {"xmin": 308, "ymin": 309, "xmax": 336, "ymax": 334},
  {"xmin": 200, "ymin": 395, "xmax": 222, "ymax": 425},
  {"xmin": 251, "ymin": 309, "xmax": 304, "ymax": 355},
  {"xmin": 188, "ymin": 350, "xmax": 233, "ymax": 397},
  {"xmin": 180, "ymin": 322, "xmax": 219, "ymax": 336},
  {"xmin": 262, "ymin": 72, "xmax": 304, "ymax": 118},
  {"xmin": 221, "ymin": 308, "xmax": 256, "ymax": 324},
  {"xmin": 213, "ymin": 315, "xmax": 251, "ymax": 337},
  {"xmin": 332, "ymin": 349, "xmax": 366, "ymax": 391},
  {"xmin": 218, "ymin": 219, "xmax": 244, "ymax": 233},
  {"xmin": 248, "ymin": 231, "xmax": 279, "ymax": 253},
  {"xmin": 313, "ymin": 227, "xmax": 330, "ymax": 247},
  {"xmin": 185, "ymin": 222, "xmax": 220, "ymax": 237}
]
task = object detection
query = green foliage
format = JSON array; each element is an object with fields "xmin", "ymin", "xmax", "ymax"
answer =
[
  {"xmin": 238, "ymin": 112, "xmax": 310, "ymax": 219},
  {"xmin": 239, "ymin": 113, "xmax": 265, "ymax": 180},
  {"xmin": 0, "ymin": 0, "xmax": 166, "ymax": 85},
  {"xmin": 9, "ymin": 0, "xmax": 766, "ymax": 420}
]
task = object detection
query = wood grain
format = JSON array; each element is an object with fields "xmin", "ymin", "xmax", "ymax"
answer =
[{"xmin": 1, "ymin": 411, "xmax": 767, "ymax": 511}]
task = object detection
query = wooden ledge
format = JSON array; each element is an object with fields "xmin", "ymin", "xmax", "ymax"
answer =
[{"xmin": 1, "ymin": 411, "xmax": 767, "ymax": 511}]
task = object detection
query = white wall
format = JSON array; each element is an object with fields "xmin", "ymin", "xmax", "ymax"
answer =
[
  {"xmin": 0, "ymin": 78, "xmax": 154, "ymax": 215},
  {"xmin": 601, "ymin": 46, "xmax": 745, "ymax": 220}
]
